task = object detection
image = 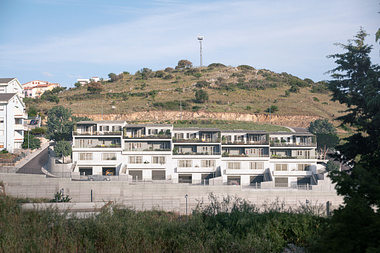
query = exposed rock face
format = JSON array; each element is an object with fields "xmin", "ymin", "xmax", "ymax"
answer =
[{"xmin": 74, "ymin": 111, "xmax": 320, "ymax": 128}]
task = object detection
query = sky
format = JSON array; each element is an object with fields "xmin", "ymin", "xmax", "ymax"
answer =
[{"xmin": 0, "ymin": 0, "xmax": 379, "ymax": 87}]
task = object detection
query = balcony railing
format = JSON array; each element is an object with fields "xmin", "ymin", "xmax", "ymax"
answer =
[
  {"xmin": 123, "ymin": 148, "xmax": 171, "ymax": 152},
  {"xmin": 173, "ymin": 152, "xmax": 221, "ymax": 156},
  {"xmin": 222, "ymin": 140, "xmax": 269, "ymax": 145},
  {"xmin": 270, "ymin": 155, "xmax": 317, "ymax": 159},
  {"xmin": 74, "ymin": 144, "xmax": 121, "ymax": 149},
  {"xmin": 173, "ymin": 138, "xmax": 221, "ymax": 143},
  {"xmin": 73, "ymin": 131, "xmax": 122, "ymax": 136},
  {"xmin": 222, "ymin": 153, "xmax": 269, "ymax": 157},
  {"xmin": 123, "ymin": 134, "xmax": 171, "ymax": 139},
  {"xmin": 270, "ymin": 142, "xmax": 317, "ymax": 147}
]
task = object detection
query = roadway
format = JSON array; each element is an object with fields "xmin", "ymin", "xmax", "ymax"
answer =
[{"xmin": 16, "ymin": 145, "xmax": 49, "ymax": 174}]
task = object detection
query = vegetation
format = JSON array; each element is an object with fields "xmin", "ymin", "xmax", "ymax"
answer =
[
  {"xmin": 0, "ymin": 195, "xmax": 327, "ymax": 252},
  {"xmin": 22, "ymin": 132, "xmax": 41, "ymax": 150},
  {"xmin": 315, "ymin": 28, "xmax": 380, "ymax": 252},
  {"xmin": 54, "ymin": 140, "xmax": 72, "ymax": 163},
  {"xmin": 194, "ymin": 89, "xmax": 209, "ymax": 103},
  {"xmin": 87, "ymin": 81, "xmax": 103, "ymax": 94}
]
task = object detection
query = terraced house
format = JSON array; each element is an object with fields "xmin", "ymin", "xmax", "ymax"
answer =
[{"xmin": 72, "ymin": 121, "xmax": 323, "ymax": 188}]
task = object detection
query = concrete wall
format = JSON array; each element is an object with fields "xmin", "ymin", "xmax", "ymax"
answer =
[{"xmin": 1, "ymin": 173, "xmax": 344, "ymax": 215}]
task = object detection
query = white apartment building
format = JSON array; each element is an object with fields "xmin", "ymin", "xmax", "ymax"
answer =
[
  {"xmin": 72, "ymin": 121, "xmax": 321, "ymax": 188},
  {"xmin": 0, "ymin": 78, "xmax": 24, "ymax": 98}
]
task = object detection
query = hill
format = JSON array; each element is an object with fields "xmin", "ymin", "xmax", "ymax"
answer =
[{"xmin": 25, "ymin": 63, "xmax": 347, "ymax": 127}]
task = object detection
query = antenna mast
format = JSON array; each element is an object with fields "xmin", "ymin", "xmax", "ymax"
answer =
[{"xmin": 197, "ymin": 35, "xmax": 204, "ymax": 67}]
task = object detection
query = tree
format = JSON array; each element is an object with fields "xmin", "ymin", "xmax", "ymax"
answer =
[
  {"xmin": 28, "ymin": 106, "xmax": 38, "ymax": 117},
  {"xmin": 308, "ymin": 119, "xmax": 337, "ymax": 135},
  {"xmin": 74, "ymin": 82, "xmax": 81, "ymax": 88},
  {"xmin": 195, "ymin": 89, "xmax": 208, "ymax": 103},
  {"xmin": 315, "ymin": 29, "xmax": 380, "ymax": 252},
  {"xmin": 177, "ymin": 59, "xmax": 192, "ymax": 69},
  {"xmin": 108, "ymin": 73, "xmax": 119, "ymax": 82},
  {"xmin": 22, "ymin": 132, "xmax": 41, "ymax": 150},
  {"xmin": 265, "ymin": 105, "xmax": 278, "ymax": 113},
  {"xmin": 87, "ymin": 81, "xmax": 103, "ymax": 94},
  {"xmin": 47, "ymin": 106, "xmax": 92, "ymax": 142},
  {"xmin": 54, "ymin": 140, "xmax": 72, "ymax": 163}
]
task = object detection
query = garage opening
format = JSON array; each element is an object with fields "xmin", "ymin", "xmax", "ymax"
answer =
[
  {"xmin": 227, "ymin": 176, "xmax": 240, "ymax": 185},
  {"xmin": 201, "ymin": 173, "xmax": 213, "ymax": 185},
  {"xmin": 275, "ymin": 178, "xmax": 288, "ymax": 188},
  {"xmin": 129, "ymin": 170, "xmax": 142, "ymax": 181},
  {"xmin": 79, "ymin": 167, "xmax": 93, "ymax": 176},
  {"xmin": 179, "ymin": 174, "xmax": 192, "ymax": 184},
  {"xmin": 102, "ymin": 167, "xmax": 116, "ymax": 176},
  {"xmin": 152, "ymin": 170, "xmax": 166, "ymax": 180},
  {"xmin": 250, "ymin": 175, "xmax": 264, "ymax": 184}
]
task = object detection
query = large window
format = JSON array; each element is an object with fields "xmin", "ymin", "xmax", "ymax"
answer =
[
  {"xmin": 102, "ymin": 153, "xmax": 116, "ymax": 160},
  {"xmin": 275, "ymin": 164, "xmax": 288, "ymax": 171},
  {"xmin": 129, "ymin": 156, "xmax": 143, "ymax": 164},
  {"xmin": 79, "ymin": 153, "xmax": 93, "ymax": 160},
  {"xmin": 201, "ymin": 160, "xmax": 215, "ymax": 168},
  {"xmin": 250, "ymin": 162, "xmax": 264, "ymax": 170},
  {"xmin": 178, "ymin": 160, "xmax": 192, "ymax": 168},
  {"xmin": 227, "ymin": 162, "xmax": 241, "ymax": 170},
  {"xmin": 152, "ymin": 156, "xmax": 166, "ymax": 164},
  {"xmin": 297, "ymin": 164, "xmax": 311, "ymax": 171}
]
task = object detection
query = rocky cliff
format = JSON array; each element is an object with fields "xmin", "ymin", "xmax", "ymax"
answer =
[{"xmin": 74, "ymin": 111, "xmax": 320, "ymax": 128}]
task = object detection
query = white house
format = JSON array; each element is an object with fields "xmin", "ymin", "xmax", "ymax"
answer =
[
  {"xmin": 0, "ymin": 93, "xmax": 27, "ymax": 153},
  {"xmin": 77, "ymin": 77, "xmax": 100, "ymax": 85},
  {"xmin": 22, "ymin": 80, "xmax": 61, "ymax": 98},
  {"xmin": 0, "ymin": 78, "xmax": 24, "ymax": 98}
]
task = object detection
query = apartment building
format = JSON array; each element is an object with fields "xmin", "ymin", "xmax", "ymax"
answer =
[
  {"xmin": 72, "ymin": 121, "xmax": 320, "ymax": 187},
  {"xmin": 0, "ymin": 78, "xmax": 27, "ymax": 153}
]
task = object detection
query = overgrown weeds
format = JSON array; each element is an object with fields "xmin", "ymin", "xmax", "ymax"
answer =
[{"xmin": 0, "ymin": 194, "xmax": 326, "ymax": 252}]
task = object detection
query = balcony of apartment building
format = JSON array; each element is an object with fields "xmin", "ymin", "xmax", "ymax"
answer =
[
  {"xmin": 221, "ymin": 132, "xmax": 269, "ymax": 146},
  {"xmin": 176, "ymin": 160, "xmax": 218, "ymax": 173},
  {"xmin": 123, "ymin": 125, "xmax": 171, "ymax": 139},
  {"xmin": 14, "ymin": 119, "xmax": 27, "ymax": 131},
  {"xmin": 221, "ymin": 147, "xmax": 270, "ymax": 158},
  {"xmin": 270, "ymin": 149, "xmax": 316, "ymax": 159},
  {"xmin": 122, "ymin": 141, "xmax": 171, "ymax": 154},
  {"xmin": 270, "ymin": 135, "xmax": 316, "ymax": 147},
  {"xmin": 172, "ymin": 129, "xmax": 221, "ymax": 143},
  {"xmin": 172, "ymin": 145, "xmax": 221, "ymax": 156},
  {"xmin": 273, "ymin": 164, "xmax": 314, "ymax": 177},
  {"xmin": 14, "ymin": 110, "xmax": 27, "ymax": 120},
  {"xmin": 72, "ymin": 138, "xmax": 121, "ymax": 150},
  {"xmin": 14, "ymin": 130, "xmax": 24, "ymax": 143}
]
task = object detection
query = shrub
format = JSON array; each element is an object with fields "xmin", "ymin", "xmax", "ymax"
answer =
[
  {"xmin": 196, "ymin": 80, "xmax": 209, "ymax": 88},
  {"xmin": 313, "ymin": 97, "xmax": 320, "ymax": 102},
  {"xmin": 208, "ymin": 63, "xmax": 226, "ymax": 68},
  {"xmin": 163, "ymin": 74, "xmax": 174, "ymax": 80},
  {"xmin": 238, "ymin": 65, "xmax": 255, "ymax": 71},
  {"xmin": 265, "ymin": 105, "xmax": 278, "ymax": 113},
  {"xmin": 195, "ymin": 89, "xmax": 209, "ymax": 103},
  {"xmin": 31, "ymin": 127, "xmax": 46, "ymax": 135}
]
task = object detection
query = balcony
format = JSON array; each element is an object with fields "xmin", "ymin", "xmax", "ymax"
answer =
[
  {"xmin": 270, "ymin": 155, "xmax": 317, "ymax": 159},
  {"xmin": 172, "ymin": 138, "xmax": 221, "ymax": 143},
  {"xmin": 123, "ymin": 148, "xmax": 171, "ymax": 152},
  {"xmin": 123, "ymin": 134, "xmax": 171, "ymax": 139},
  {"xmin": 73, "ymin": 131, "xmax": 122, "ymax": 136},
  {"xmin": 222, "ymin": 153, "xmax": 269, "ymax": 158},
  {"xmin": 270, "ymin": 141, "xmax": 316, "ymax": 147},
  {"xmin": 14, "ymin": 124, "xmax": 27, "ymax": 131},
  {"xmin": 173, "ymin": 152, "xmax": 221, "ymax": 156},
  {"xmin": 73, "ymin": 144, "xmax": 121, "ymax": 149},
  {"xmin": 222, "ymin": 140, "xmax": 269, "ymax": 145}
]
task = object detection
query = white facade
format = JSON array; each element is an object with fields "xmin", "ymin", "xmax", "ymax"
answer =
[
  {"xmin": 72, "ymin": 121, "xmax": 320, "ymax": 188},
  {"xmin": 77, "ymin": 77, "xmax": 100, "ymax": 85},
  {"xmin": 22, "ymin": 80, "xmax": 61, "ymax": 98},
  {"xmin": 0, "ymin": 78, "xmax": 24, "ymax": 98}
]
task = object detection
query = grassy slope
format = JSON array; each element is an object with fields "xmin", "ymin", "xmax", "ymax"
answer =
[{"xmin": 29, "ymin": 65, "xmax": 347, "ymax": 125}]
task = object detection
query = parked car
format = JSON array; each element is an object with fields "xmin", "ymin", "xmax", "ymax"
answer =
[
  {"xmin": 87, "ymin": 175, "xmax": 110, "ymax": 181},
  {"xmin": 228, "ymin": 180, "xmax": 239, "ymax": 185}
]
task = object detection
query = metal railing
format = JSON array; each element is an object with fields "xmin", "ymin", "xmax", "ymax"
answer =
[
  {"xmin": 222, "ymin": 141, "xmax": 269, "ymax": 145},
  {"xmin": 123, "ymin": 134, "xmax": 171, "ymax": 139},
  {"xmin": 173, "ymin": 152, "xmax": 221, "ymax": 156},
  {"xmin": 172, "ymin": 138, "xmax": 221, "ymax": 143},
  {"xmin": 73, "ymin": 131, "xmax": 122, "ymax": 136}
]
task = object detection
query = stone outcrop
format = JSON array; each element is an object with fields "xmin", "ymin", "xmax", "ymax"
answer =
[{"xmin": 74, "ymin": 111, "xmax": 321, "ymax": 128}]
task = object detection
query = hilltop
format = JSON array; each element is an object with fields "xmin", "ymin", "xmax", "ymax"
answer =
[{"xmin": 25, "ymin": 63, "xmax": 347, "ymax": 127}]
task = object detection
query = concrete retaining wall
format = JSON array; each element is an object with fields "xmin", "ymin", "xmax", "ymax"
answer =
[{"xmin": 0, "ymin": 173, "xmax": 344, "ymax": 215}]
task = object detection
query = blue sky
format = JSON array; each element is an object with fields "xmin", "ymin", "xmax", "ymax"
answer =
[{"xmin": 0, "ymin": 0, "xmax": 379, "ymax": 87}]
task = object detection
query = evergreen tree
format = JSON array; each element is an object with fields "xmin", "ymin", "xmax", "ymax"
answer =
[{"xmin": 316, "ymin": 28, "xmax": 380, "ymax": 252}]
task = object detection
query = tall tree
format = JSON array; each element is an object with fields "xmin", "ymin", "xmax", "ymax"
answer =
[
  {"xmin": 47, "ymin": 106, "xmax": 73, "ymax": 141},
  {"xmin": 54, "ymin": 140, "xmax": 72, "ymax": 163},
  {"xmin": 316, "ymin": 28, "xmax": 380, "ymax": 252}
]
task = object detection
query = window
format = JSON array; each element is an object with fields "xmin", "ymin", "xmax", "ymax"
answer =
[
  {"xmin": 102, "ymin": 153, "xmax": 116, "ymax": 160},
  {"xmin": 178, "ymin": 160, "xmax": 192, "ymax": 167},
  {"xmin": 0, "ymin": 106, "xmax": 3, "ymax": 111},
  {"xmin": 129, "ymin": 156, "xmax": 143, "ymax": 164},
  {"xmin": 79, "ymin": 153, "xmax": 93, "ymax": 160},
  {"xmin": 297, "ymin": 164, "xmax": 311, "ymax": 171},
  {"xmin": 297, "ymin": 150, "xmax": 303, "ymax": 156},
  {"xmin": 0, "ymin": 118, "xmax": 3, "ymax": 123},
  {"xmin": 152, "ymin": 156, "xmax": 166, "ymax": 164},
  {"xmin": 275, "ymin": 164, "xmax": 288, "ymax": 171},
  {"xmin": 99, "ymin": 126, "xmax": 103, "ymax": 131},
  {"xmin": 201, "ymin": 160, "xmax": 215, "ymax": 168},
  {"xmin": 0, "ymin": 143, "xmax": 3, "ymax": 148},
  {"xmin": 250, "ymin": 162, "xmax": 264, "ymax": 170},
  {"xmin": 227, "ymin": 162, "xmax": 241, "ymax": 170}
]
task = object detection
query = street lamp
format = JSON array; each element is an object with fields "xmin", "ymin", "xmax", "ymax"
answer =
[{"xmin": 185, "ymin": 194, "xmax": 188, "ymax": 219}]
